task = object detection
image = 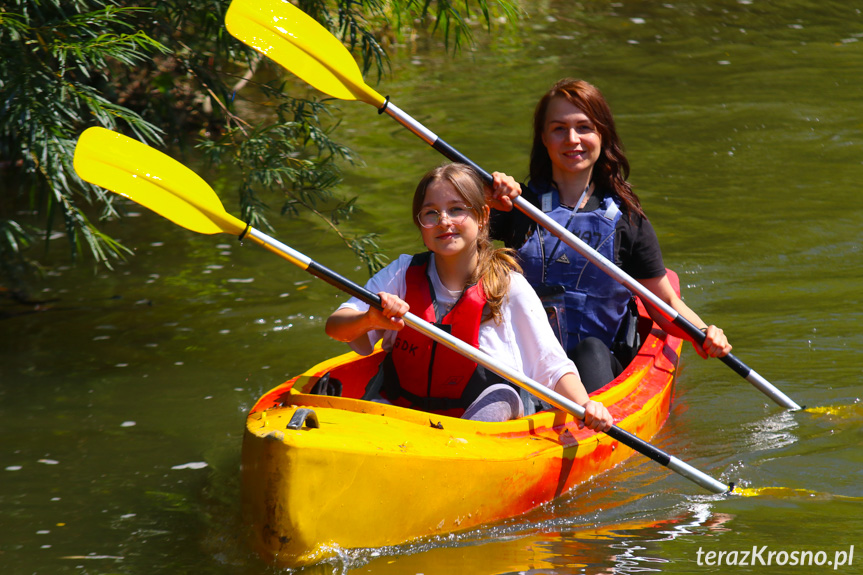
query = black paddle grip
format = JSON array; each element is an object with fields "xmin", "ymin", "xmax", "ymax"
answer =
[
  {"xmin": 677, "ymin": 315, "xmax": 753, "ymax": 379},
  {"xmin": 306, "ymin": 261, "xmax": 383, "ymax": 311},
  {"xmin": 719, "ymin": 353, "xmax": 754, "ymax": 379},
  {"xmin": 432, "ymin": 138, "xmax": 494, "ymax": 185},
  {"xmin": 604, "ymin": 424, "xmax": 672, "ymax": 467}
]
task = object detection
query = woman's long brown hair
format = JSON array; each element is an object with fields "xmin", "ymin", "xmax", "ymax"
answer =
[
  {"xmin": 529, "ymin": 78, "xmax": 644, "ymax": 219},
  {"xmin": 413, "ymin": 163, "xmax": 521, "ymax": 324}
]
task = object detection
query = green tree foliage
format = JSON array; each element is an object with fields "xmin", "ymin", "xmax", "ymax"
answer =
[{"xmin": 0, "ymin": 0, "xmax": 520, "ymax": 296}]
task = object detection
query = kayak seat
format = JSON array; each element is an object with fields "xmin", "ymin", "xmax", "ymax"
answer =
[{"xmin": 309, "ymin": 372, "xmax": 343, "ymax": 397}]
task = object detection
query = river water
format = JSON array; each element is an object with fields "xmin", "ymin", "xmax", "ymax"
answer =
[{"xmin": 2, "ymin": 1, "xmax": 862, "ymax": 573}]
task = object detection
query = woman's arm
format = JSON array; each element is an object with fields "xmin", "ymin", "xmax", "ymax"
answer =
[
  {"xmin": 325, "ymin": 292, "xmax": 409, "ymax": 356},
  {"xmin": 486, "ymin": 171, "xmax": 522, "ymax": 211},
  {"xmin": 624, "ymin": 217, "xmax": 732, "ymax": 359},
  {"xmin": 486, "ymin": 172, "xmax": 542, "ymax": 250},
  {"xmin": 639, "ymin": 275, "xmax": 732, "ymax": 359}
]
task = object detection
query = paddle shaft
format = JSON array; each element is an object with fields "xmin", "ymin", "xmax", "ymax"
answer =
[
  {"xmin": 245, "ymin": 226, "xmax": 730, "ymax": 495},
  {"xmin": 380, "ymin": 101, "xmax": 802, "ymax": 411}
]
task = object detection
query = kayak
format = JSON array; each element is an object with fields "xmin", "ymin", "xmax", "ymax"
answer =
[{"xmin": 241, "ymin": 272, "xmax": 684, "ymax": 567}]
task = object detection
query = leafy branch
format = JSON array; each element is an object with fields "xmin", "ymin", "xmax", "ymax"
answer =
[{"xmin": 0, "ymin": 0, "xmax": 522, "ymax": 295}]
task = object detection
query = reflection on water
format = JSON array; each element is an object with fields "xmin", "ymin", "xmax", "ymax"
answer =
[
  {"xmin": 283, "ymin": 502, "xmax": 740, "ymax": 574},
  {"xmin": 741, "ymin": 410, "xmax": 800, "ymax": 452}
]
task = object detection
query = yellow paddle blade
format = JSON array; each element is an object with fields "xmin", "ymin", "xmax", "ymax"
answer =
[
  {"xmin": 225, "ymin": 0, "xmax": 385, "ymax": 107},
  {"xmin": 732, "ymin": 486, "xmax": 863, "ymax": 500},
  {"xmin": 73, "ymin": 128, "xmax": 246, "ymax": 236},
  {"xmin": 804, "ymin": 403, "xmax": 863, "ymax": 420}
]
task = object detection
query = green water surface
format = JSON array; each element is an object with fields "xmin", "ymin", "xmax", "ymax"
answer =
[{"xmin": 2, "ymin": 1, "xmax": 862, "ymax": 573}]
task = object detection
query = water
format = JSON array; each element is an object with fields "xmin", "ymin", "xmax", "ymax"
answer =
[{"xmin": 2, "ymin": 0, "xmax": 862, "ymax": 573}]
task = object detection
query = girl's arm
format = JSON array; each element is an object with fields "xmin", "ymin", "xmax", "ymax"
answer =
[
  {"xmin": 325, "ymin": 292, "xmax": 409, "ymax": 356},
  {"xmin": 553, "ymin": 372, "xmax": 614, "ymax": 432}
]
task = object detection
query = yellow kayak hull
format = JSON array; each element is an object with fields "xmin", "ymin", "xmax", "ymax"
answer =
[{"xmin": 241, "ymin": 282, "xmax": 683, "ymax": 567}]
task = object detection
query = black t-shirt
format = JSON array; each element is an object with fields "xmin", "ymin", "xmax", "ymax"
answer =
[{"xmin": 489, "ymin": 184, "xmax": 666, "ymax": 280}]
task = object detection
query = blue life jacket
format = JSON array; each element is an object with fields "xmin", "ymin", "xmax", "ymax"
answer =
[{"xmin": 517, "ymin": 184, "xmax": 632, "ymax": 350}]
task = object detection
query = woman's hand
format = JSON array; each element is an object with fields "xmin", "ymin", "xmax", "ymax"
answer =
[
  {"xmin": 639, "ymin": 275, "xmax": 733, "ymax": 361},
  {"xmin": 695, "ymin": 325, "xmax": 732, "ymax": 359},
  {"xmin": 486, "ymin": 171, "xmax": 522, "ymax": 212},
  {"xmin": 580, "ymin": 399, "xmax": 614, "ymax": 432}
]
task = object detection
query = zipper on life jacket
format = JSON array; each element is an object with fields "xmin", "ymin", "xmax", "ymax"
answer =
[
  {"xmin": 424, "ymin": 271, "xmax": 440, "ymax": 398},
  {"xmin": 422, "ymin": 265, "xmax": 470, "ymax": 399},
  {"xmin": 426, "ymin": 341, "xmax": 438, "ymax": 398}
]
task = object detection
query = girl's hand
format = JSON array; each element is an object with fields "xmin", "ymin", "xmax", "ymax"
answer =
[
  {"xmin": 695, "ymin": 325, "xmax": 732, "ymax": 359},
  {"xmin": 579, "ymin": 399, "xmax": 614, "ymax": 432},
  {"xmin": 369, "ymin": 291, "xmax": 409, "ymax": 331},
  {"xmin": 486, "ymin": 171, "xmax": 522, "ymax": 212},
  {"xmin": 325, "ymin": 292, "xmax": 409, "ymax": 353}
]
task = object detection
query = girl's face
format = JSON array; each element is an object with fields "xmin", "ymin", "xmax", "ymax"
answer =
[
  {"xmin": 418, "ymin": 179, "xmax": 486, "ymax": 261},
  {"xmin": 541, "ymin": 96, "xmax": 602, "ymax": 178}
]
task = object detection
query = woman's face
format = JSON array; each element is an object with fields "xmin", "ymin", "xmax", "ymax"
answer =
[
  {"xmin": 541, "ymin": 95, "xmax": 602, "ymax": 178},
  {"xmin": 418, "ymin": 179, "xmax": 485, "ymax": 261}
]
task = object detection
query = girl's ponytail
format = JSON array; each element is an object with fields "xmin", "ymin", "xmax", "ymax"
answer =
[{"xmin": 471, "ymin": 235, "xmax": 520, "ymax": 324}]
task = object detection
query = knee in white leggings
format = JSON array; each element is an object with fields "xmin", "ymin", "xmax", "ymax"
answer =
[{"xmin": 462, "ymin": 383, "xmax": 525, "ymax": 422}]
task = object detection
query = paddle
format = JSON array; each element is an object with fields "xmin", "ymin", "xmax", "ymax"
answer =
[
  {"xmin": 223, "ymin": 0, "xmax": 802, "ymax": 411},
  {"xmin": 73, "ymin": 126, "xmax": 732, "ymax": 495}
]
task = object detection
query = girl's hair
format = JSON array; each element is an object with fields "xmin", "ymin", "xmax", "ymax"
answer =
[
  {"xmin": 529, "ymin": 78, "xmax": 644, "ymax": 218},
  {"xmin": 413, "ymin": 163, "xmax": 521, "ymax": 324}
]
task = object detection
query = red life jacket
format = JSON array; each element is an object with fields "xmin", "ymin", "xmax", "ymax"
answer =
[{"xmin": 375, "ymin": 252, "xmax": 493, "ymax": 417}]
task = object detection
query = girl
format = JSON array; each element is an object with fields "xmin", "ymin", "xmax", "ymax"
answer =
[{"xmin": 326, "ymin": 163, "xmax": 612, "ymax": 429}]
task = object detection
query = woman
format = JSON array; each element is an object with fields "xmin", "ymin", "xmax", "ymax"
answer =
[
  {"xmin": 326, "ymin": 163, "xmax": 612, "ymax": 429},
  {"xmin": 489, "ymin": 79, "xmax": 732, "ymax": 392}
]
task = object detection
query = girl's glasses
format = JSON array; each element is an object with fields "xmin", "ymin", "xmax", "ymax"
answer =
[{"xmin": 416, "ymin": 205, "xmax": 474, "ymax": 228}]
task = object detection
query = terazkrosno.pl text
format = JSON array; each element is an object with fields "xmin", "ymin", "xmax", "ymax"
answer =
[{"xmin": 696, "ymin": 545, "xmax": 854, "ymax": 569}]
